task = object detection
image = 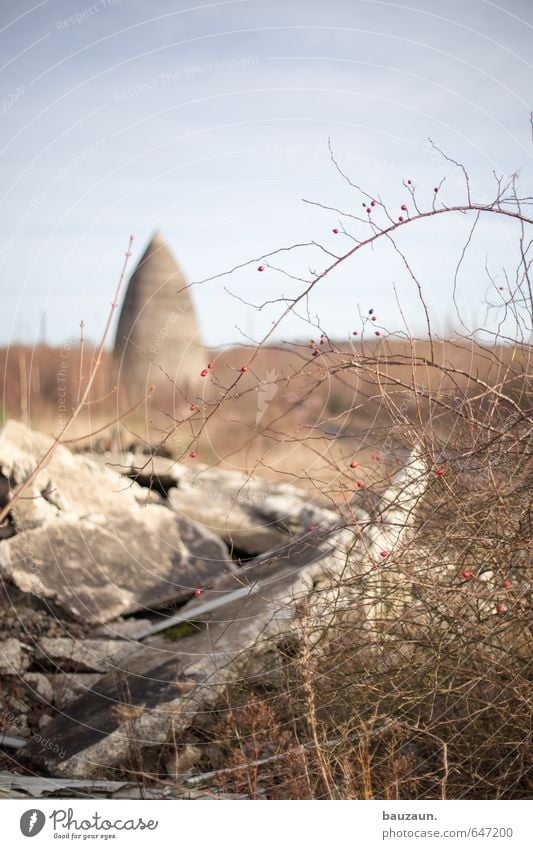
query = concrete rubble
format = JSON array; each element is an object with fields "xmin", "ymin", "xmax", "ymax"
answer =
[{"xmin": 0, "ymin": 420, "xmax": 428, "ymax": 785}]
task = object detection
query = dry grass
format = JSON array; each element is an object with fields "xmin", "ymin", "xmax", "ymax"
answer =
[{"xmin": 2, "ymin": 336, "xmax": 526, "ymax": 487}]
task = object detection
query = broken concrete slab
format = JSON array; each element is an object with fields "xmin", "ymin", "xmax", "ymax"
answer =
[
  {"xmin": 0, "ymin": 419, "xmax": 236, "ymax": 622},
  {"xmin": 97, "ymin": 452, "xmax": 369, "ymax": 555},
  {"xmin": 35, "ymin": 638, "xmax": 131, "ymax": 673},
  {"xmin": 22, "ymin": 672, "xmax": 54, "ymax": 705},
  {"xmin": 0, "ymin": 506, "xmax": 234, "ymax": 622},
  {"xmin": 0, "ymin": 638, "xmax": 30, "ymax": 674},
  {"xmin": 166, "ymin": 462, "xmax": 355, "ymax": 555}
]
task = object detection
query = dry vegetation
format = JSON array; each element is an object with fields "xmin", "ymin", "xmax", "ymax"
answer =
[{"xmin": 166, "ymin": 343, "xmax": 531, "ymax": 800}]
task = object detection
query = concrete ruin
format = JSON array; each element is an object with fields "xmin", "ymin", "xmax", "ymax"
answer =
[{"xmin": 114, "ymin": 232, "xmax": 206, "ymax": 402}]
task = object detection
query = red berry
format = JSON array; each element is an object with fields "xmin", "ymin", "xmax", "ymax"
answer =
[
  {"xmin": 257, "ymin": 265, "xmax": 265, "ymax": 271},
  {"xmin": 352, "ymin": 331, "xmax": 358, "ymax": 336},
  {"xmin": 498, "ymin": 286, "xmax": 504, "ymax": 291},
  {"xmin": 462, "ymin": 570, "xmax": 472, "ymax": 579},
  {"xmin": 240, "ymin": 366, "xmax": 248, "ymax": 372},
  {"xmin": 320, "ymin": 338, "xmax": 325, "ymax": 345},
  {"xmin": 190, "ymin": 450, "xmax": 198, "ymax": 458},
  {"xmin": 189, "ymin": 404, "xmax": 196, "ymax": 411},
  {"xmin": 401, "ymin": 204, "xmax": 408, "ymax": 211},
  {"xmin": 407, "ymin": 179, "xmax": 412, "ymax": 185},
  {"xmin": 434, "ymin": 187, "xmax": 439, "ymax": 193},
  {"xmin": 371, "ymin": 200, "xmax": 376, "ymax": 207},
  {"xmin": 357, "ymin": 481, "xmax": 365, "ymax": 489},
  {"xmin": 398, "ymin": 216, "xmax": 404, "ymax": 222},
  {"xmin": 350, "ymin": 461, "xmax": 358, "ymax": 469},
  {"xmin": 502, "ymin": 579, "xmax": 511, "ymax": 589},
  {"xmin": 497, "ymin": 603, "xmax": 507, "ymax": 614},
  {"xmin": 207, "ymin": 363, "xmax": 213, "ymax": 369},
  {"xmin": 366, "ymin": 207, "xmax": 371, "ymax": 213},
  {"xmin": 436, "ymin": 468, "xmax": 445, "ymax": 476},
  {"xmin": 200, "ymin": 369, "xmax": 209, "ymax": 377},
  {"xmin": 371, "ymin": 315, "xmax": 377, "ymax": 321},
  {"xmin": 380, "ymin": 551, "xmax": 388, "ymax": 558},
  {"xmin": 375, "ymin": 331, "xmax": 381, "ymax": 336},
  {"xmin": 307, "ymin": 523, "xmax": 317, "ymax": 531},
  {"xmin": 332, "ymin": 228, "xmax": 339, "ymax": 234},
  {"xmin": 194, "ymin": 588, "xmax": 202, "ymax": 597}
]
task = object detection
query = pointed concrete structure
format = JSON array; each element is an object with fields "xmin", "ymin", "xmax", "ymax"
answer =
[{"xmin": 114, "ymin": 232, "xmax": 206, "ymax": 400}]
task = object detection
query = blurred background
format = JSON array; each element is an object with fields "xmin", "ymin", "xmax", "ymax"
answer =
[{"xmin": 1, "ymin": 0, "xmax": 532, "ymax": 347}]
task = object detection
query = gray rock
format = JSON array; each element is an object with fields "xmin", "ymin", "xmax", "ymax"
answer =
[
  {"xmin": 36, "ymin": 638, "xmax": 131, "ymax": 673},
  {"xmin": 100, "ymin": 453, "xmax": 368, "ymax": 555},
  {"xmin": 166, "ymin": 463, "xmax": 347, "ymax": 555},
  {"xmin": 95, "ymin": 618, "xmax": 153, "ymax": 640},
  {"xmin": 0, "ymin": 508, "xmax": 234, "ymax": 623},
  {"xmin": 0, "ymin": 422, "xmax": 234, "ymax": 622},
  {"xmin": 23, "ymin": 673, "xmax": 54, "ymax": 705},
  {"xmin": 0, "ymin": 638, "xmax": 30, "ymax": 674},
  {"xmin": 0, "ymin": 420, "xmax": 145, "ymax": 530}
]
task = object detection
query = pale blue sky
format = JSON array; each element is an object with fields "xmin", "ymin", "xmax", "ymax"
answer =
[{"xmin": 1, "ymin": 0, "xmax": 532, "ymax": 347}]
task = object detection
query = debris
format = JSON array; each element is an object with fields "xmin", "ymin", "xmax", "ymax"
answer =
[
  {"xmin": 166, "ymin": 463, "xmax": 349, "ymax": 555},
  {"xmin": 0, "ymin": 638, "xmax": 30, "ymax": 674},
  {"xmin": 0, "ymin": 423, "xmax": 234, "ymax": 623},
  {"xmin": 35, "ymin": 638, "xmax": 131, "ymax": 673}
]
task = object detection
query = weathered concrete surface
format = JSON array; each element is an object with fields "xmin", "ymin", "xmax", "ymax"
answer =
[
  {"xmin": 23, "ymin": 672, "xmax": 55, "ymax": 705},
  {"xmin": 0, "ymin": 420, "xmax": 145, "ymax": 530},
  {"xmin": 92, "ymin": 452, "xmax": 368, "ymax": 555},
  {"xmin": 0, "ymin": 422, "xmax": 234, "ymax": 622},
  {"xmin": 0, "ymin": 507, "xmax": 234, "ymax": 623}
]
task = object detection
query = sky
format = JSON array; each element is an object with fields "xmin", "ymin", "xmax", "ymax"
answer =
[{"xmin": 1, "ymin": 0, "xmax": 532, "ymax": 349}]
